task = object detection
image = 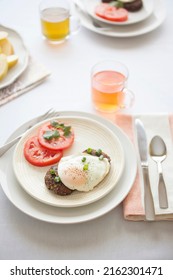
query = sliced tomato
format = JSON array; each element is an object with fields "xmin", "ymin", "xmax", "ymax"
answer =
[
  {"xmin": 104, "ymin": 8, "xmax": 128, "ymax": 22},
  {"xmin": 38, "ymin": 121, "xmax": 74, "ymax": 151},
  {"xmin": 95, "ymin": 4, "xmax": 128, "ymax": 22},
  {"xmin": 95, "ymin": 3, "xmax": 110, "ymax": 17},
  {"xmin": 24, "ymin": 136, "xmax": 63, "ymax": 167}
]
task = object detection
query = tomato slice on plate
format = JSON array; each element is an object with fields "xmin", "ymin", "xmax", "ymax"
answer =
[
  {"xmin": 95, "ymin": 3, "xmax": 109, "ymax": 17},
  {"xmin": 104, "ymin": 8, "xmax": 128, "ymax": 22},
  {"xmin": 24, "ymin": 136, "xmax": 63, "ymax": 167},
  {"xmin": 95, "ymin": 4, "xmax": 128, "ymax": 22},
  {"xmin": 38, "ymin": 121, "xmax": 74, "ymax": 151}
]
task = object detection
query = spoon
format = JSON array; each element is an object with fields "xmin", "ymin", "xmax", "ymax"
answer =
[{"xmin": 149, "ymin": 136, "xmax": 168, "ymax": 209}]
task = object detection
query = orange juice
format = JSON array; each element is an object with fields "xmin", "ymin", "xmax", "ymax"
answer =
[
  {"xmin": 92, "ymin": 70, "xmax": 126, "ymax": 112},
  {"xmin": 41, "ymin": 7, "xmax": 70, "ymax": 41}
]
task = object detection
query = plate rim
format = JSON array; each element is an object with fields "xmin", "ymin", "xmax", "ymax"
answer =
[
  {"xmin": 12, "ymin": 115, "xmax": 125, "ymax": 208},
  {"xmin": 84, "ymin": 0, "xmax": 154, "ymax": 26},
  {"xmin": 77, "ymin": 0, "xmax": 166, "ymax": 38},
  {"xmin": 0, "ymin": 24, "xmax": 29, "ymax": 89},
  {"xmin": 0, "ymin": 111, "xmax": 137, "ymax": 224}
]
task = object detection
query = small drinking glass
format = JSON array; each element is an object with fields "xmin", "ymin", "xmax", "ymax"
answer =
[
  {"xmin": 91, "ymin": 60, "xmax": 135, "ymax": 113},
  {"xmin": 39, "ymin": 0, "xmax": 80, "ymax": 44}
]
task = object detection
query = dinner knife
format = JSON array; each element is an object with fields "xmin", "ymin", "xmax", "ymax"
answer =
[{"xmin": 135, "ymin": 119, "xmax": 155, "ymax": 221}]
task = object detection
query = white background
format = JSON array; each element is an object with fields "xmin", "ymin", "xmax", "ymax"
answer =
[{"xmin": 1, "ymin": 0, "xmax": 173, "ymax": 260}]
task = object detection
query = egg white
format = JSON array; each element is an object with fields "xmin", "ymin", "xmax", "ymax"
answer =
[{"xmin": 58, "ymin": 153, "xmax": 110, "ymax": 192}]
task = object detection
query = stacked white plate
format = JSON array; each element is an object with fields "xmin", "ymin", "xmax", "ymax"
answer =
[
  {"xmin": 74, "ymin": 0, "xmax": 166, "ymax": 37},
  {"xmin": 0, "ymin": 111, "xmax": 137, "ymax": 224}
]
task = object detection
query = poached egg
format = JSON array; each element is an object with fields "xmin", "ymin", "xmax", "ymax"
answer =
[{"xmin": 58, "ymin": 153, "xmax": 110, "ymax": 192}]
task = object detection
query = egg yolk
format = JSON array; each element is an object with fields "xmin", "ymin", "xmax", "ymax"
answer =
[{"xmin": 62, "ymin": 166, "xmax": 87, "ymax": 188}]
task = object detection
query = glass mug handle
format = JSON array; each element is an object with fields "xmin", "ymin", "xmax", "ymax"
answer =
[
  {"xmin": 70, "ymin": 15, "xmax": 81, "ymax": 35},
  {"xmin": 118, "ymin": 88, "xmax": 135, "ymax": 110}
]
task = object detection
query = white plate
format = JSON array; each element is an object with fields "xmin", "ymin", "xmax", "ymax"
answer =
[
  {"xmin": 76, "ymin": 0, "xmax": 166, "ymax": 37},
  {"xmin": 84, "ymin": 0, "xmax": 154, "ymax": 25},
  {"xmin": 0, "ymin": 111, "xmax": 137, "ymax": 224},
  {"xmin": 13, "ymin": 116, "xmax": 124, "ymax": 207},
  {"xmin": 0, "ymin": 24, "xmax": 29, "ymax": 89}
]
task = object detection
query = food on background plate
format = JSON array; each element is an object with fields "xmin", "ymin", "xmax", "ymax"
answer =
[
  {"xmin": 0, "ymin": 31, "xmax": 8, "ymax": 41},
  {"xmin": 118, "ymin": 0, "xmax": 143, "ymax": 12},
  {"xmin": 0, "ymin": 54, "xmax": 8, "ymax": 80},
  {"xmin": 7, "ymin": 54, "xmax": 18, "ymax": 69},
  {"xmin": 23, "ymin": 120, "xmax": 74, "ymax": 167},
  {"xmin": 101, "ymin": 0, "xmax": 112, "ymax": 2},
  {"xmin": 0, "ymin": 31, "xmax": 18, "ymax": 81},
  {"xmin": 45, "ymin": 148, "xmax": 111, "ymax": 196},
  {"xmin": 95, "ymin": 3, "xmax": 128, "ymax": 22},
  {"xmin": 0, "ymin": 37, "xmax": 14, "ymax": 55},
  {"xmin": 101, "ymin": 0, "xmax": 143, "ymax": 12}
]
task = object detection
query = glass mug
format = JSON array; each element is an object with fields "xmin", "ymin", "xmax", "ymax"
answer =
[
  {"xmin": 39, "ymin": 0, "xmax": 80, "ymax": 43},
  {"xmin": 91, "ymin": 60, "xmax": 135, "ymax": 113}
]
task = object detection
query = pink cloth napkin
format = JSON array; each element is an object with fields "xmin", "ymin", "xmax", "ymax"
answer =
[
  {"xmin": 115, "ymin": 114, "xmax": 145, "ymax": 220},
  {"xmin": 99, "ymin": 112, "xmax": 173, "ymax": 221}
]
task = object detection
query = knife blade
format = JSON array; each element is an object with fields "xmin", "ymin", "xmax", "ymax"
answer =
[{"xmin": 135, "ymin": 118, "xmax": 155, "ymax": 221}]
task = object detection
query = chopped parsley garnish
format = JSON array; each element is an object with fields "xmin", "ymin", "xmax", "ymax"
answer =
[
  {"xmin": 50, "ymin": 121, "xmax": 65, "ymax": 129},
  {"xmin": 83, "ymin": 163, "xmax": 89, "ymax": 171},
  {"xmin": 87, "ymin": 148, "xmax": 92, "ymax": 154},
  {"xmin": 43, "ymin": 130, "xmax": 60, "ymax": 140},
  {"xmin": 82, "ymin": 157, "xmax": 86, "ymax": 162},
  {"xmin": 63, "ymin": 126, "xmax": 71, "ymax": 137},
  {"xmin": 110, "ymin": 1, "xmax": 124, "ymax": 8},
  {"xmin": 99, "ymin": 155, "xmax": 104, "ymax": 161},
  {"xmin": 50, "ymin": 168, "xmax": 56, "ymax": 175},
  {"xmin": 96, "ymin": 149, "xmax": 102, "ymax": 156},
  {"xmin": 54, "ymin": 176, "xmax": 61, "ymax": 183},
  {"xmin": 50, "ymin": 120, "xmax": 71, "ymax": 137}
]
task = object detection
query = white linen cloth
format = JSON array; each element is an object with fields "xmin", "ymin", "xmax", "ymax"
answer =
[
  {"xmin": 133, "ymin": 114, "xmax": 173, "ymax": 220},
  {"xmin": 0, "ymin": 58, "xmax": 51, "ymax": 106}
]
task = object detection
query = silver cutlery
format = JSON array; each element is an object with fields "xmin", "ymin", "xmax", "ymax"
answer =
[
  {"xmin": 0, "ymin": 108, "xmax": 59, "ymax": 157},
  {"xmin": 73, "ymin": 0, "xmax": 114, "ymax": 31},
  {"xmin": 149, "ymin": 135, "xmax": 168, "ymax": 209},
  {"xmin": 135, "ymin": 118, "xmax": 155, "ymax": 221}
]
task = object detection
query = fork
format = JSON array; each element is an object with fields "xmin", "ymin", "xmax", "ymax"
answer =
[{"xmin": 0, "ymin": 108, "xmax": 59, "ymax": 157}]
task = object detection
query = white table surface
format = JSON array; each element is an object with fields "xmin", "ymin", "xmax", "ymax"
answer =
[{"xmin": 1, "ymin": 0, "xmax": 173, "ymax": 260}]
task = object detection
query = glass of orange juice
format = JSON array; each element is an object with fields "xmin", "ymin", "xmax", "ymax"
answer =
[
  {"xmin": 91, "ymin": 60, "xmax": 135, "ymax": 113},
  {"xmin": 39, "ymin": 0, "xmax": 80, "ymax": 44}
]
